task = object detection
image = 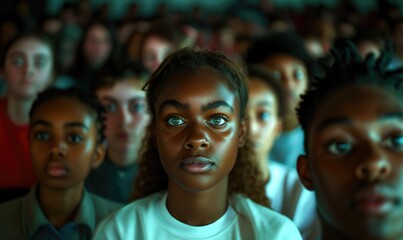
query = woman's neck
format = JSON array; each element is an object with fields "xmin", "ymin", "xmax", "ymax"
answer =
[
  {"xmin": 7, "ymin": 95, "xmax": 34, "ymax": 125},
  {"xmin": 38, "ymin": 184, "xmax": 84, "ymax": 229},
  {"xmin": 107, "ymin": 148, "xmax": 136, "ymax": 167},
  {"xmin": 258, "ymin": 154, "xmax": 270, "ymax": 183},
  {"xmin": 166, "ymin": 177, "xmax": 229, "ymax": 226}
]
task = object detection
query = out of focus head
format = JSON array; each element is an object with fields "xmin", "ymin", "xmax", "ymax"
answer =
[
  {"xmin": 82, "ymin": 22, "xmax": 114, "ymax": 67},
  {"xmin": 1, "ymin": 32, "xmax": 55, "ymax": 99},
  {"xmin": 93, "ymin": 61, "xmax": 149, "ymax": 166},
  {"xmin": 246, "ymin": 31, "xmax": 313, "ymax": 125},
  {"xmin": 246, "ymin": 65, "xmax": 284, "ymax": 159},
  {"xmin": 140, "ymin": 25, "xmax": 185, "ymax": 74},
  {"xmin": 297, "ymin": 40, "xmax": 403, "ymax": 240},
  {"xmin": 29, "ymin": 88, "xmax": 106, "ymax": 190}
]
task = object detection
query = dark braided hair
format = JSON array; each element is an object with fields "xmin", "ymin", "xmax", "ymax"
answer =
[
  {"xmin": 29, "ymin": 87, "xmax": 106, "ymax": 144},
  {"xmin": 297, "ymin": 39, "xmax": 403, "ymax": 152}
]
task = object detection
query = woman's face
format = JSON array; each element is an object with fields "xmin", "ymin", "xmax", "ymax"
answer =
[
  {"xmin": 154, "ymin": 67, "xmax": 246, "ymax": 193},
  {"xmin": 141, "ymin": 35, "xmax": 173, "ymax": 73},
  {"xmin": 247, "ymin": 77, "xmax": 282, "ymax": 160},
  {"xmin": 4, "ymin": 37, "xmax": 53, "ymax": 99},
  {"xmin": 83, "ymin": 24, "xmax": 112, "ymax": 66}
]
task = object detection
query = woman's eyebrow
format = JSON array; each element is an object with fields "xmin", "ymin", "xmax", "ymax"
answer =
[
  {"xmin": 159, "ymin": 99, "xmax": 188, "ymax": 113},
  {"xmin": 201, "ymin": 100, "xmax": 233, "ymax": 113}
]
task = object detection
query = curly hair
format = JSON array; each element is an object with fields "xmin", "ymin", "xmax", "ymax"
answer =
[
  {"xmin": 297, "ymin": 39, "xmax": 403, "ymax": 153},
  {"xmin": 132, "ymin": 47, "xmax": 269, "ymax": 207},
  {"xmin": 29, "ymin": 87, "xmax": 106, "ymax": 144}
]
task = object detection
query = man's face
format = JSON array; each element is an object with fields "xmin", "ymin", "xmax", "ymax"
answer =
[{"xmin": 298, "ymin": 85, "xmax": 403, "ymax": 239}]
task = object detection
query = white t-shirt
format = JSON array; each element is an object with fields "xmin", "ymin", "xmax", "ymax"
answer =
[
  {"xmin": 266, "ymin": 161, "xmax": 321, "ymax": 240},
  {"xmin": 93, "ymin": 191, "xmax": 302, "ymax": 240}
]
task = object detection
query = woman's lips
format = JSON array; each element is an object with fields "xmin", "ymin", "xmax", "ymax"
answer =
[
  {"xmin": 46, "ymin": 162, "xmax": 68, "ymax": 177},
  {"xmin": 180, "ymin": 156, "xmax": 215, "ymax": 173}
]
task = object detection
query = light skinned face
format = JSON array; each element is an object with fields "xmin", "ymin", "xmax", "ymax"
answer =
[
  {"xmin": 141, "ymin": 35, "xmax": 173, "ymax": 73},
  {"xmin": 247, "ymin": 77, "xmax": 282, "ymax": 160},
  {"xmin": 298, "ymin": 85, "xmax": 403, "ymax": 239},
  {"xmin": 4, "ymin": 37, "xmax": 53, "ymax": 99},
  {"xmin": 96, "ymin": 79, "xmax": 149, "ymax": 165},
  {"xmin": 30, "ymin": 97, "xmax": 105, "ymax": 191},
  {"xmin": 155, "ymin": 67, "xmax": 246, "ymax": 193},
  {"xmin": 263, "ymin": 54, "xmax": 308, "ymax": 116}
]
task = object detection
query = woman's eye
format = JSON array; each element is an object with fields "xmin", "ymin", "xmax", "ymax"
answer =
[
  {"xmin": 104, "ymin": 103, "xmax": 116, "ymax": 113},
  {"xmin": 167, "ymin": 117, "xmax": 185, "ymax": 126},
  {"xmin": 35, "ymin": 58, "xmax": 47, "ymax": 68},
  {"xmin": 258, "ymin": 111, "xmax": 271, "ymax": 121},
  {"xmin": 12, "ymin": 57, "xmax": 24, "ymax": 66},
  {"xmin": 35, "ymin": 131, "xmax": 49, "ymax": 141},
  {"xmin": 68, "ymin": 134, "xmax": 83, "ymax": 143},
  {"xmin": 130, "ymin": 102, "xmax": 145, "ymax": 113},
  {"xmin": 327, "ymin": 141, "xmax": 352, "ymax": 155},
  {"xmin": 207, "ymin": 116, "xmax": 227, "ymax": 126},
  {"xmin": 270, "ymin": 70, "xmax": 282, "ymax": 81},
  {"xmin": 294, "ymin": 69, "xmax": 305, "ymax": 81},
  {"xmin": 384, "ymin": 135, "xmax": 403, "ymax": 150}
]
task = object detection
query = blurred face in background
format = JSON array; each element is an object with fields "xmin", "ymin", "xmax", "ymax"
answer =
[
  {"xmin": 141, "ymin": 35, "xmax": 174, "ymax": 73},
  {"xmin": 4, "ymin": 37, "xmax": 53, "ymax": 99},
  {"xmin": 83, "ymin": 24, "xmax": 112, "ymax": 66},
  {"xmin": 247, "ymin": 77, "xmax": 282, "ymax": 160},
  {"xmin": 96, "ymin": 78, "xmax": 149, "ymax": 166}
]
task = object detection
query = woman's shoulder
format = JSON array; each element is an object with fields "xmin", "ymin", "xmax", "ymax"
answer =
[{"xmin": 231, "ymin": 194, "xmax": 303, "ymax": 239}]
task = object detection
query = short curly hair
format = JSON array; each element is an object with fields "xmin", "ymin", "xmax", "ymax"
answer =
[
  {"xmin": 297, "ymin": 39, "xmax": 403, "ymax": 153},
  {"xmin": 133, "ymin": 47, "xmax": 270, "ymax": 207}
]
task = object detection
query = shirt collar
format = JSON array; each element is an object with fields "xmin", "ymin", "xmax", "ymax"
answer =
[{"xmin": 22, "ymin": 186, "xmax": 96, "ymax": 238}]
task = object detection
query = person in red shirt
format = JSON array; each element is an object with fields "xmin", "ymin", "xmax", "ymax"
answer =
[{"xmin": 0, "ymin": 33, "xmax": 54, "ymax": 202}]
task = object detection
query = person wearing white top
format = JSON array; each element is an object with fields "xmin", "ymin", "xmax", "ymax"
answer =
[
  {"xmin": 94, "ymin": 49, "xmax": 302, "ymax": 239},
  {"xmin": 246, "ymin": 65, "xmax": 320, "ymax": 239},
  {"xmin": 94, "ymin": 191, "xmax": 302, "ymax": 239}
]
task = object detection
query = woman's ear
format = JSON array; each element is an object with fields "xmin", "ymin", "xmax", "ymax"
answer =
[
  {"xmin": 92, "ymin": 144, "xmax": 106, "ymax": 169},
  {"xmin": 238, "ymin": 118, "xmax": 247, "ymax": 147},
  {"xmin": 297, "ymin": 154, "xmax": 315, "ymax": 190}
]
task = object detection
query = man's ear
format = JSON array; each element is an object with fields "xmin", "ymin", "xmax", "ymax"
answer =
[
  {"xmin": 238, "ymin": 118, "xmax": 247, "ymax": 147},
  {"xmin": 92, "ymin": 144, "xmax": 106, "ymax": 169},
  {"xmin": 297, "ymin": 154, "xmax": 315, "ymax": 190}
]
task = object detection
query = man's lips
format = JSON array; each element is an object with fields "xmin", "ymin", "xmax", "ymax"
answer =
[
  {"xmin": 353, "ymin": 186, "xmax": 398, "ymax": 215},
  {"xmin": 180, "ymin": 156, "xmax": 215, "ymax": 173}
]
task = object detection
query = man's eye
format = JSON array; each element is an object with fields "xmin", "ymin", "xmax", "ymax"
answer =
[
  {"xmin": 35, "ymin": 132, "xmax": 49, "ymax": 141},
  {"xmin": 327, "ymin": 141, "xmax": 352, "ymax": 155},
  {"xmin": 207, "ymin": 116, "xmax": 227, "ymax": 126},
  {"xmin": 258, "ymin": 111, "xmax": 271, "ymax": 121},
  {"xmin": 384, "ymin": 135, "xmax": 403, "ymax": 150},
  {"xmin": 68, "ymin": 134, "xmax": 83, "ymax": 143},
  {"xmin": 167, "ymin": 117, "xmax": 185, "ymax": 126},
  {"xmin": 104, "ymin": 103, "xmax": 116, "ymax": 113}
]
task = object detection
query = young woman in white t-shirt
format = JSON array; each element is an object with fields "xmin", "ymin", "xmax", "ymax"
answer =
[{"xmin": 94, "ymin": 48, "xmax": 302, "ymax": 240}]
